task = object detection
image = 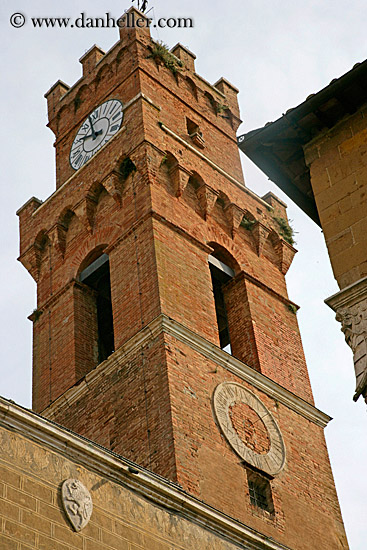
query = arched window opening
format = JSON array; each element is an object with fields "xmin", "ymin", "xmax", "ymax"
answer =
[
  {"xmin": 208, "ymin": 254, "xmax": 235, "ymax": 354},
  {"xmin": 79, "ymin": 253, "xmax": 114, "ymax": 363}
]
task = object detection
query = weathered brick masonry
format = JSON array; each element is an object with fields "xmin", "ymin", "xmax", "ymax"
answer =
[{"xmin": 16, "ymin": 8, "xmax": 348, "ymax": 549}]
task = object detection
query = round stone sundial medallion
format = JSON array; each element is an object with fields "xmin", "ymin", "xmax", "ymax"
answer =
[{"xmin": 213, "ymin": 382, "xmax": 286, "ymax": 475}]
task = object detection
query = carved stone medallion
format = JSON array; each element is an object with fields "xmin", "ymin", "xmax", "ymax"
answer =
[
  {"xmin": 213, "ymin": 382, "xmax": 286, "ymax": 475},
  {"xmin": 61, "ymin": 479, "xmax": 93, "ymax": 531}
]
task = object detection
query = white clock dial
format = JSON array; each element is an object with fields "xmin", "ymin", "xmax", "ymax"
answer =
[{"xmin": 70, "ymin": 99, "xmax": 124, "ymax": 170}]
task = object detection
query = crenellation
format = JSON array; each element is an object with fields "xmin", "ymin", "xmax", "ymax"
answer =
[
  {"xmin": 214, "ymin": 77, "xmax": 241, "ymax": 120},
  {"xmin": 79, "ymin": 44, "xmax": 106, "ymax": 76},
  {"xmin": 171, "ymin": 43, "xmax": 196, "ymax": 73},
  {"xmin": 118, "ymin": 8, "xmax": 152, "ymax": 44},
  {"xmin": 44, "ymin": 80, "xmax": 70, "ymax": 119}
]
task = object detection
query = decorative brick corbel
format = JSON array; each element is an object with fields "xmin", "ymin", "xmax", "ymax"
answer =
[
  {"xmin": 101, "ymin": 171, "xmax": 122, "ymax": 205},
  {"xmin": 48, "ymin": 223, "xmax": 66, "ymax": 256},
  {"xmin": 74, "ymin": 200, "xmax": 94, "ymax": 234},
  {"xmin": 196, "ymin": 184, "xmax": 219, "ymax": 219},
  {"xmin": 18, "ymin": 246, "xmax": 41, "ymax": 282},
  {"xmin": 224, "ymin": 203, "xmax": 244, "ymax": 238},
  {"xmin": 326, "ymin": 277, "xmax": 367, "ymax": 404},
  {"xmin": 169, "ymin": 164, "xmax": 192, "ymax": 197},
  {"xmin": 252, "ymin": 221, "xmax": 271, "ymax": 256},
  {"xmin": 272, "ymin": 238, "xmax": 297, "ymax": 275}
]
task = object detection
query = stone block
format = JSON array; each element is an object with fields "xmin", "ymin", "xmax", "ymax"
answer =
[{"xmin": 3, "ymin": 520, "xmax": 36, "ymax": 547}]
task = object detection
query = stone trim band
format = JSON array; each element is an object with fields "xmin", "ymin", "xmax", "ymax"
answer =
[{"xmin": 42, "ymin": 313, "xmax": 331, "ymax": 428}]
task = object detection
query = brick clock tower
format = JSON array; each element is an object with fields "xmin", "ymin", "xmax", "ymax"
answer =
[{"xmin": 17, "ymin": 9, "xmax": 347, "ymax": 550}]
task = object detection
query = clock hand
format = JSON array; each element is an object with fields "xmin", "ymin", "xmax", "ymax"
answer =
[
  {"xmin": 88, "ymin": 115, "xmax": 98, "ymax": 139},
  {"xmin": 78, "ymin": 129, "xmax": 103, "ymax": 142}
]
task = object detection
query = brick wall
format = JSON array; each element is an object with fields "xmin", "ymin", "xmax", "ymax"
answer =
[
  {"xmin": 18, "ymin": 16, "xmax": 302, "ymax": 413},
  {"xmin": 37, "ymin": 326, "xmax": 347, "ymax": 550},
  {"xmin": 165, "ymin": 335, "xmax": 346, "ymax": 549}
]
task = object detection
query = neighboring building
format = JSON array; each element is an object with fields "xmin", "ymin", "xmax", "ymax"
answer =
[
  {"xmin": 238, "ymin": 60, "xmax": 367, "ymax": 404},
  {"xmin": 0, "ymin": 8, "xmax": 347, "ymax": 550},
  {"xmin": 0, "ymin": 396, "xmax": 293, "ymax": 550}
]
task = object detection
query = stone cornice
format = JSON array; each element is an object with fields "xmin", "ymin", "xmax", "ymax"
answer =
[
  {"xmin": 325, "ymin": 276, "xmax": 367, "ymax": 402},
  {"xmin": 42, "ymin": 314, "xmax": 331, "ymax": 428},
  {"xmin": 0, "ymin": 397, "xmax": 293, "ymax": 550},
  {"xmin": 160, "ymin": 316, "xmax": 330, "ymax": 427},
  {"xmin": 325, "ymin": 276, "xmax": 367, "ymax": 311}
]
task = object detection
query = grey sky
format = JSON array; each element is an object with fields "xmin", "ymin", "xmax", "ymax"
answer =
[{"xmin": 1, "ymin": 1, "xmax": 366, "ymax": 548}]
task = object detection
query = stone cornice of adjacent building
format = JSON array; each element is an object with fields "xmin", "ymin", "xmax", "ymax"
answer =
[
  {"xmin": 42, "ymin": 314, "xmax": 331, "ymax": 428},
  {"xmin": 0, "ymin": 396, "xmax": 294, "ymax": 550},
  {"xmin": 325, "ymin": 276, "xmax": 367, "ymax": 311},
  {"xmin": 325, "ymin": 276, "xmax": 367, "ymax": 402},
  {"xmin": 237, "ymin": 59, "xmax": 367, "ymax": 226}
]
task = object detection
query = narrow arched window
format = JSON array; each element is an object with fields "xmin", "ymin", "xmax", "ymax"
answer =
[
  {"xmin": 208, "ymin": 254, "xmax": 235, "ymax": 354},
  {"xmin": 79, "ymin": 253, "xmax": 114, "ymax": 363}
]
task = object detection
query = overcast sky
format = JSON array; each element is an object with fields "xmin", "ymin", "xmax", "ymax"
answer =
[{"xmin": 1, "ymin": 1, "xmax": 366, "ymax": 548}]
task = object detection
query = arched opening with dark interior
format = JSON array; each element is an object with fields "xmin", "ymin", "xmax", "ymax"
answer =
[
  {"xmin": 208, "ymin": 253, "xmax": 235, "ymax": 354},
  {"xmin": 79, "ymin": 252, "xmax": 115, "ymax": 364},
  {"xmin": 208, "ymin": 245, "xmax": 261, "ymax": 370}
]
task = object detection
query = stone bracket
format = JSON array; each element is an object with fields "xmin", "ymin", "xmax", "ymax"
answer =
[
  {"xmin": 18, "ymin": 245, "xmax": 41, "ymax": 282},
  {"xmin": 273, "ymin": 238, "xmax": 297, "ymax": 275},
  {"xmin": 72, "ymin": 200, "xmax": 93, "ymax": 234},
  {"xmin": 325, "ymin": 276, "xmax": 367, "ymax": 402},
  {"xmin": 101, "ymin": 171, "xmax": 123, "ymax": 205},
  {"xmin": 48, "ymin": 223, "xmax": 66, "ymax": 256}
]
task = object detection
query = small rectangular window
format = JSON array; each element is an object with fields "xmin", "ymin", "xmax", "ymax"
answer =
[
  {"xmin": 186, "ymin": 118, "xmax": 200, "ymax": 136},
  {"xmin": 247, "ymin": 470, "xmax": 274, "ymax": 513}
]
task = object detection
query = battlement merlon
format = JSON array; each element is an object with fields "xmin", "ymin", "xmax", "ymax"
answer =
[
  {"xmin": 171, "ymin": 43, "xmax": 196, "ymax": 73},
  {"xmin": 214, "ymin": 78, "xmax": 240, "ymax": 120},
  {"xmin": 262, "ymin": 192, "xmax": 288, "ymax": 220},
  {"xmin": 44, "ymin": 80, "xmax": 70, "ymax": 121},
  {"xmin": 79, "ymin": 45, "xmax": 106, "ymax": 77},
  {"xmin": 42, "ymin": 7, "xmax": 240, "ymax": 131}
]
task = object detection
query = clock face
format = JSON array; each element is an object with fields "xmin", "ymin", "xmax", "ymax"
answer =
[
  {"xmin": 70, "ymin": 99, "xmax": 124, "ymax": 171},
  {"xmin": 213, "ymin": 382, "xmax": 286, "ymax": 475}
]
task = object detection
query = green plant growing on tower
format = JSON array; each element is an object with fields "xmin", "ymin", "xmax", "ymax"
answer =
[
  {"xmin": 148, "ymin": 41, "xmax": 183, "ymax": 76},
  {"xmin": 288, "ymin": 303, "xmax": 298, "ymax": 315},
  {"xmin": 240, "ymin": 214, "xmax": 256, "ymax": 231},
  {"xmin": 215, "ymin": 102, "xmax": 229, "ymax": 115},
  {"xmin": 273, "ymin": 216, "xmax": 296, "ymax": 245}
]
